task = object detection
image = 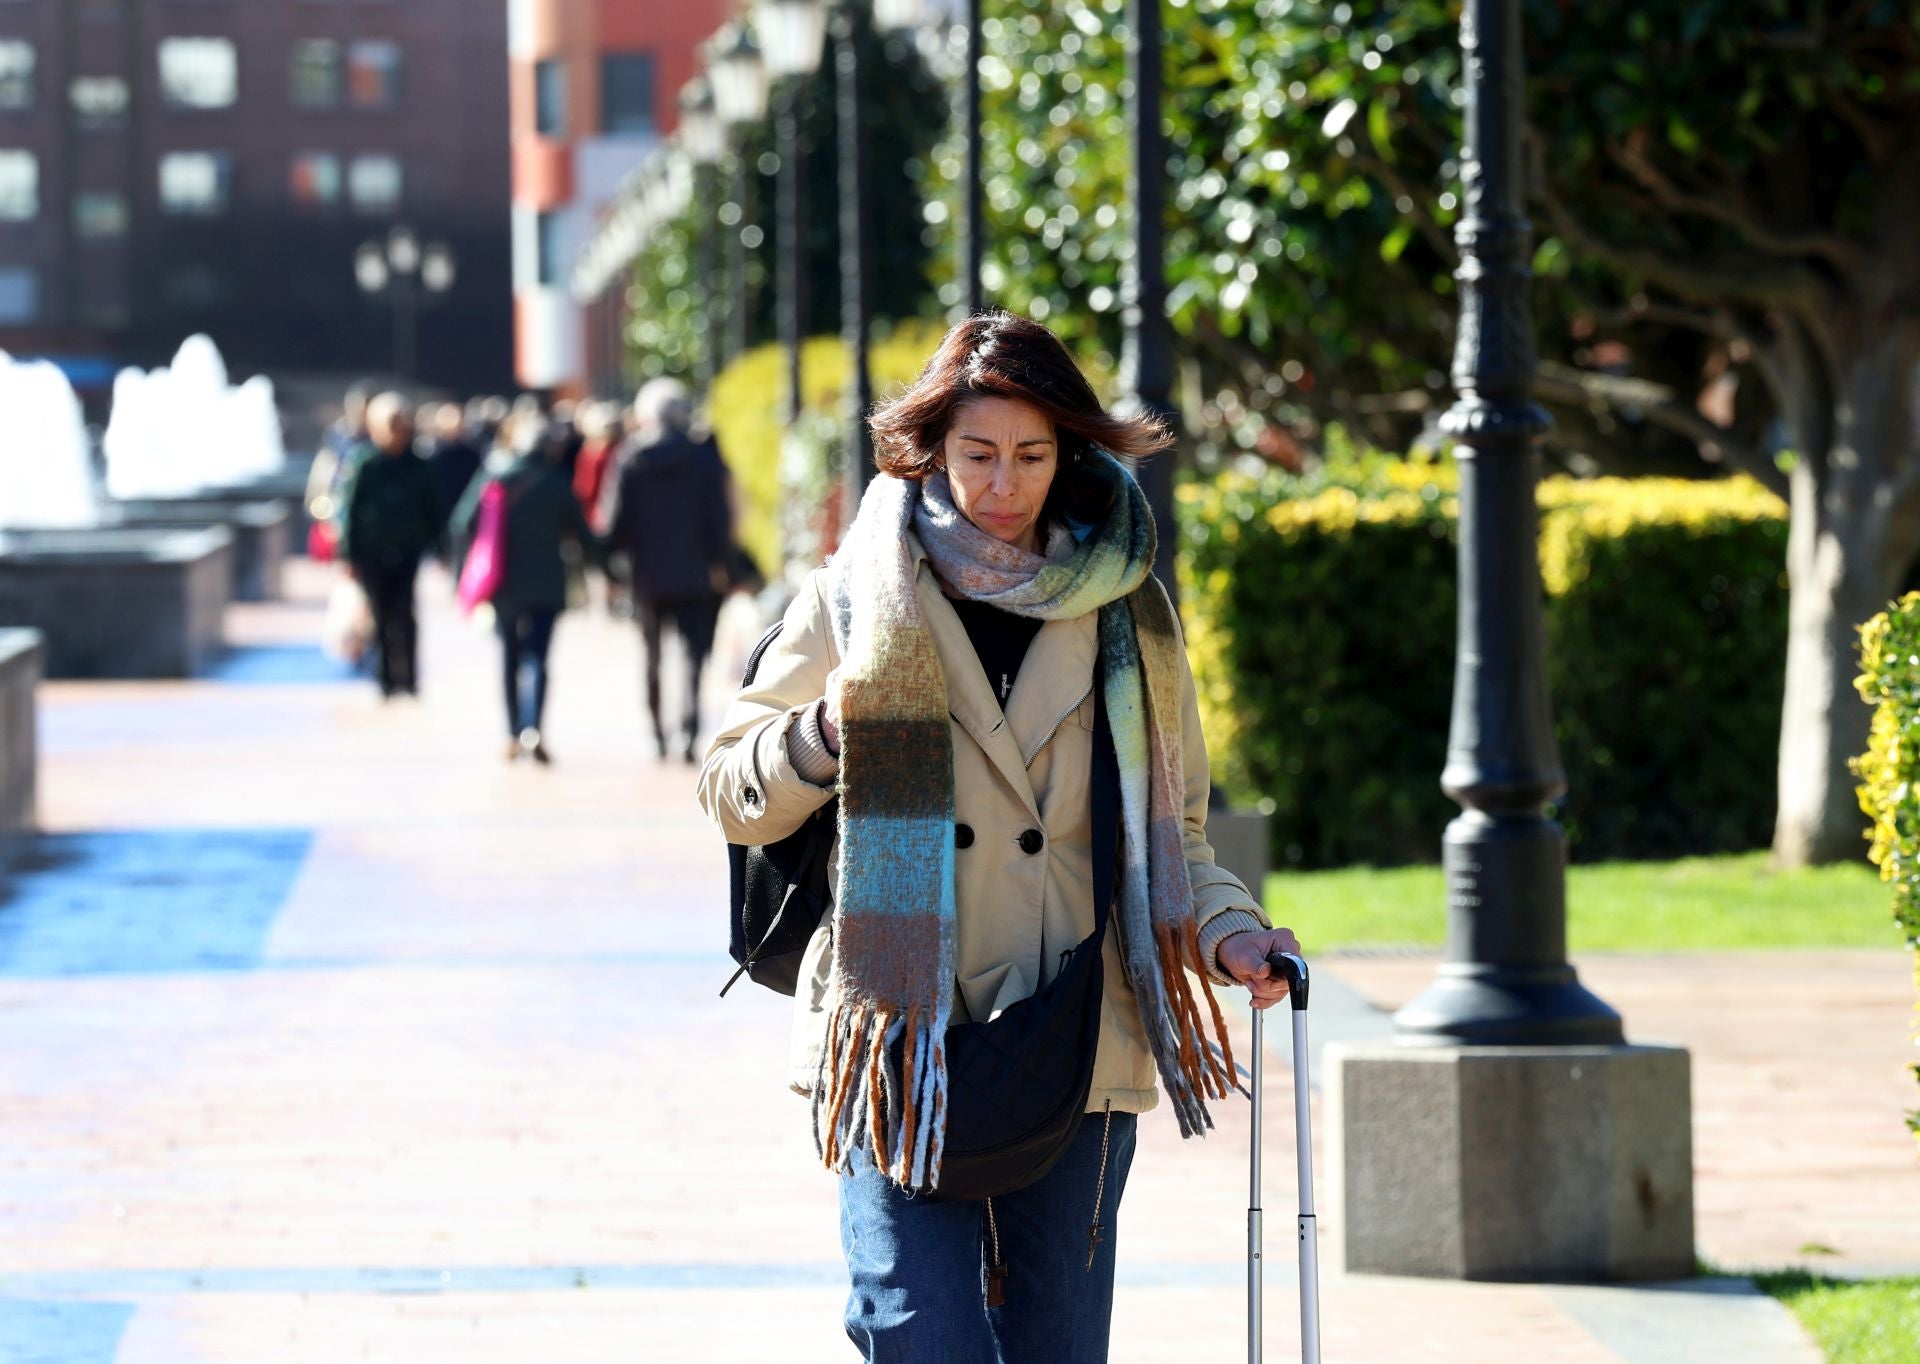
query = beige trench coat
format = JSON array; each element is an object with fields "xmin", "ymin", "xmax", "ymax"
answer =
[{"xmin": 697, "ymin": 531, "xmax": 1269, "ymax": 1115}]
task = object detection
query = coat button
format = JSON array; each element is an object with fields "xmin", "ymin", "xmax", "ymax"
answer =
[
  {"xmin": 1018, "ymin": 828, "xmax": 1044, "ymax": 855},
  {"xmin": 954, "ymin": 823, "xmax": 974, "ymax": 850}
]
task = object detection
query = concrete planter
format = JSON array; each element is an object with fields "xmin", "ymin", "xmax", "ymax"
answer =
[
  {"xmin": 104, "ymin": 499, "xmax": 291, "ymax": 601},
  {"xmin": 0, "ymin": 527, "xmax": 233, "ymax": 678},
  {"xmin": 0, "ymin": 628, "xmax": 39, "ymax": 835}
]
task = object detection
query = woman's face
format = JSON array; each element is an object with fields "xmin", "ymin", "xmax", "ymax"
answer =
[{"xmin": 941, "ymin": 396, "xmax": 1058, "ymax": 554}]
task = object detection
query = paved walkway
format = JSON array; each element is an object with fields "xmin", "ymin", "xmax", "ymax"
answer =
[{"xmin": 1, "ymin": 560, "xmax": 1913, "ymax": 1362}]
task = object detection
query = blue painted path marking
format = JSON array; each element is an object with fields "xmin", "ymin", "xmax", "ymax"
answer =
[
  {"xmin": 0, "ymin": 830, "xmax": 313, "ymax": 977},
  {"xmin": 0, "ymin": 1300, "xmax": 133, "ymax": 1364},
  {"xmin": 206, "ymin": 645, "xmax": 358, "ymax": 685}
]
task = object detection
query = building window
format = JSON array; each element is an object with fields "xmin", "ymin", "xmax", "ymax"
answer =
[
  {"xmin": 0, "ymin": 150, "xmax": 37, "ymax": 220},
  {"xmin": 348, "ymin": 154, "xmax": 401, "ymax": 213},
  {"xmin": 600, "ymin": 53, "xmax": 656, "ymax": 135},
  {"xmin": 74, "ymin": 191, "xmax": 129, "ymax": 238},
  {"xmin": 290, "ymin": 40, "xmax": 342, "ymax": 109},
  {"xmin": 0, "ymin": 267, "xmax": 36, "ymax": 325},
  {"xmin": 534, "ymin": 58, "xmax": 566, "ymax": 137},
  {"xmin": 71, "ymin": 76, "xmax": 130, "ymax": 127},
  {"xmin": 159, "ymin": 152, "xmax": 232, "ymax": 215},
  {"xmin": 159, "ymin": 38, "xmax": 239, "ymax": 110},
  {"xmin": 290, "ymin": 152, "xmax": 341, "ymax": 207},
  {"xmin": 0, "ymin": 41, "xmax": 33, "ymax": 112},
  {"xmin": 346, "ymin": 41, "xmax": 401, "ymax": 109},
  {"xmin": 163, "ymin": 265, "xmax": 228, "ymax": 311},
  {"xmin": 536, "ymin": 210, "xmax": 564, "ymax": 286}
]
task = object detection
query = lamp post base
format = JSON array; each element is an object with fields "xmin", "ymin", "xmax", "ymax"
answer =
[
  {"xmin": 1328, "ymin": 1041, "xmax": 1694, "ymax": 1280},
  {"xmin": 1394, "ymin": 964, "xmax": 1624, "ymax": 1048}
]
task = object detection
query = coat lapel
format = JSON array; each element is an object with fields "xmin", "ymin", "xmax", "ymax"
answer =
[
  {"xmin": 1002, "ymin": 611, "xmax": 1096, "ymax": 767},
  {"xmin": 915, "ymin": 564, "xmax": 1042, "ymax": 823}
]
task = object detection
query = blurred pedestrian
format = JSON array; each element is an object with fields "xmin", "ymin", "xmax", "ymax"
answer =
[
  {"xmin": 303, "ymin": 382, "xmax": 372, "ymax": 559},
  {"xmin": 451, "ymin": 416, "xmax": 606, "ymax": 764},
  {"xmin": 607, "ymin": 378, "xmax": 734, "ymax": 763},
  {"xmin": 423, "ymin": 402, "xmax": 483, "ymax": 548},
  {"xmin": 572, "ymin": 402, "xmax": 621, "ymax": 532},
  {"xmin": 338, "ymin": 394, "xmax": 441, "ymax": 698}
]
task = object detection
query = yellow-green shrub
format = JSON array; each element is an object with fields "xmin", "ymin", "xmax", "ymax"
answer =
[
  {"xmin": 707, "ymin": 320, "xmax": 951, "ymax": 577},
  {"xmin": 1181, "ymin": 465, "xmax": 1789, "ymax": 866},
  {"xmin": 1851, "ymin": 593, "xmax": 1920, "ymax": 1145}
]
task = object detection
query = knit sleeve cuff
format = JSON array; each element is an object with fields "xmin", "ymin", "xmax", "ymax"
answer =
[
  {"xmin": 785, "ymin": 700, "xmax": 841, "ymax": 788},
  {"xmin": 1197, "ymin": 908, "xmax": 1270, "ymax": 987}
]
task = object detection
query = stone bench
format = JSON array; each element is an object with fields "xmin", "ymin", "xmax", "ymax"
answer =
[
  {"xmin": 0, "ymin": 527, "xmax": 233, "ymax": 678},
  {"xmin": 0, "ymin": 628, "xmax": 39, "ymax": 836}
]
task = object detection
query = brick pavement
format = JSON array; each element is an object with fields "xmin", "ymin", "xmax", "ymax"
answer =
[{"xmin": 0, "ymin": 560, "xmax": 1902, "ymax": 1361}]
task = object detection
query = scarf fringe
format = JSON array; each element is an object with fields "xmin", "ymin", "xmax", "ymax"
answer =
[
  {"xmin": 813, "ymin": 1001, "xmax": 949, "ymax": 1190},
  {"xmin": 1151, "ymin": 920, "xmax": 1241, "ymax": 1134}
]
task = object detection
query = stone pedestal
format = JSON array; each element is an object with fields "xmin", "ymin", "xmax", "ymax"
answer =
[
  {"xmin": 0, "ymin": 528, "xmax": 232, "ymax": 678},
  {"xmin": 0, "ymin": 629, "xmax": 39, "ymax": 837},
  {"xmin": 104, "ymin": 499, "xmax": 291, "ymax": 601},
  {"xmin": 1328, "ymin": 1041, "xmax": 1693, "ymax": 1281}
]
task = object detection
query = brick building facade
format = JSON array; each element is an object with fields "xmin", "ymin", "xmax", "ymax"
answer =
[{"xmin": 0, "ymin": 0, "xmax": 512, "ymax": 393}]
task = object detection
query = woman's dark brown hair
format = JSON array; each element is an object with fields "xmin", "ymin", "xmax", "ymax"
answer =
[{"xmin": 868, "ymin": 312, "xmax": 1174, "ymax": 533}]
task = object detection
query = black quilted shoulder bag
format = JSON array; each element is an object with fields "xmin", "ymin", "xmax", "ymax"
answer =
[
  {"xmin": 920, "ymin": 661, "xmax": 1120, "ymax": 1203},
  {"xmin": 721, "ymin": 621, "xmax": 837, "ymax": 998}
]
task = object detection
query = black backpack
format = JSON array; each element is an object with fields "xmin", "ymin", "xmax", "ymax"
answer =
[{"xmin": 721, "ymin": 621, "xmax": 837, "ymax": 997}]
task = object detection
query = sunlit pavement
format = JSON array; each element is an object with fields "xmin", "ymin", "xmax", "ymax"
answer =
[{"xmin": 0, "ymin": 558, "xmax": 1909, "ymax": 1361}]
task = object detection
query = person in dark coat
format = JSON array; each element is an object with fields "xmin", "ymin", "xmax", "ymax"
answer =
[
  {"xmin": 606, "ymin": 378, "xmax": 735, "ymax": 764},
  {"xmin": 422, "ymin": 402, "xmax": 483, "ymax": 553},
  {"xmin": 339, "ymin": 394, "xmax": 441, "ymax": 698},
  {"xmin": 451, "ymin": 415, "xmax": 606, "ymax": 764}
]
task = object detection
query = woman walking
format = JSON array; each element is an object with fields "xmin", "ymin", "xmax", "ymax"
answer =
[
  {"xmin": 698, "ymin": 313, "xmax": 1301, "ymax": 1362},
  {"xmin": 452, "ymin": 415, "xmax": 603, "ymax": 764}
]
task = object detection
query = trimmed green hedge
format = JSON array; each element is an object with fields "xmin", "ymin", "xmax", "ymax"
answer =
[
  {"xmin": 1181, "ymin": 461, "xmax": 1789, "ymax": 867},
  {"xmin": 1851, "ymin": 593, "xmax": 1920, "ymax": 1146}
]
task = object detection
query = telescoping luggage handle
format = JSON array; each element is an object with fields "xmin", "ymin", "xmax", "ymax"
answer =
[{"xmin": 1250, "ymin": 952, "xmax": 1320, "ymax": 1364}]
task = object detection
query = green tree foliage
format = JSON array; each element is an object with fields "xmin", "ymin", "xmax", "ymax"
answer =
[
  {"xmin": 1851, "ymin": 594, "xmax": 1920, "ymax": 1144},
  {"xmin": 957, "ymin": 0, "xmax": 1918, "ymax": 866},
  {"xmin": 628, "ymin": 24, "xmax": 948, "ymax": 382}
]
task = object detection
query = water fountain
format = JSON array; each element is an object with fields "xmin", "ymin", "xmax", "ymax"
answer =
[
  {"xmin": 98, "ymin": 335, "xmax": 294, "ymax": 601},
  {"xmin": 0, "ymin": 351, "xmax": 234, "ymax": 678}
]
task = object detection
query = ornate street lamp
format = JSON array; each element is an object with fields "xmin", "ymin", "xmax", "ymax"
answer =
[
  {"xmin": 1391, "ymin": 0, "xmax": 1621, "ymax": 1047},
  {"xmin": 679, "ymin": 76, "xmax": 726, "ymax": 390},
  {"xmin": 354, "ymin": 225, "xmax": 455, "ymax": 383},
  {"xmin": 1121, "ymin": 0, "xmax": 1178, "ymax": 597},
  {"xmin": 756, "ymin": 0, "xmax": 828, "ymax": 429},
  {"xmin": 708, "ymin": 23, "xmax": 769, "ymax": 365}
]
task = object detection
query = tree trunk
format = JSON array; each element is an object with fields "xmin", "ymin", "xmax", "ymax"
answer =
[{"xmin": 1773, "ymin": 324, "xmax": 1920, "ymax": 866}]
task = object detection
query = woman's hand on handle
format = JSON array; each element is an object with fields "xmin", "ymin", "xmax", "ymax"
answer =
[{"xmin": 1218, "ymin": 927, "xmax": 1304, "ymax": 1010}]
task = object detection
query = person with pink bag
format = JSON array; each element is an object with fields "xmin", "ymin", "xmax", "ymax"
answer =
[{"xmin": 451, "ymin": 414, "xmax": 606, "ymax": 763}]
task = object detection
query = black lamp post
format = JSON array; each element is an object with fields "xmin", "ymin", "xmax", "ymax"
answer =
[
  {"xmin": 1391, "ymin": 0, "xmax": 1621, "ymax": 1047},
  {"xmin": 709, "ymin": 23, "xmax": 770, "ymax": 367},
  {"xmin": 678, "ymin": 77, "xmax": 727, "ymax": 391},
  {"xmin": 959, "ymin": 0, "xmax": 983, "ymax": 315},
  {"xmin": 834, "ymin": 0, "xmax": 875, "ymax": 512},
  {"xmin": 757, "ymin": 0, "xmax": 829, "ymax": 429},
  {"xmin": 1121, "ymin": 0, "xmax": 1179, "ymax": 599}
]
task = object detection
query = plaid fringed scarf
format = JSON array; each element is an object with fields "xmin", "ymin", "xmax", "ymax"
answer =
[{"xmin": 815, "ymin": 453, "xmax": 1239, "ymax": 1192}]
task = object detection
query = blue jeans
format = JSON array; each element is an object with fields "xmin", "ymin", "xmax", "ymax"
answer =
[
  {"xmin": 838, "ymin": 1111, "xmax": 1138, "ymax": 1364},
  {"xmin": 496, "ymin": 609, "xmax": 557, "ymax": 737}
]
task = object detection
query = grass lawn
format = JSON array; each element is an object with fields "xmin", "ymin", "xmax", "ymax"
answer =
[
  {"xmin": 1752, "ymin": 1271, "xmax": 1920, "ymax": 1364},
  {"xmin": 1263, "ymin": 851, "xmax": 1894, "ymax": 951}
]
